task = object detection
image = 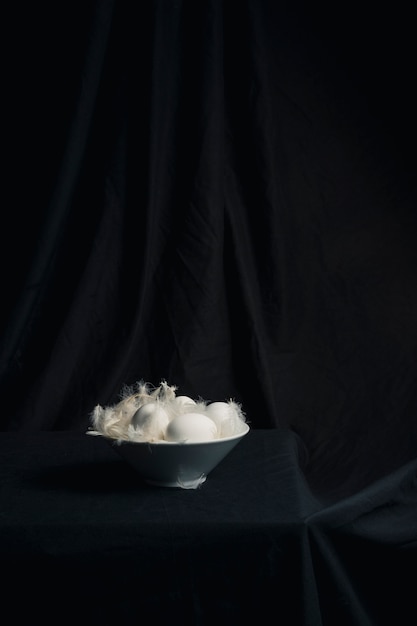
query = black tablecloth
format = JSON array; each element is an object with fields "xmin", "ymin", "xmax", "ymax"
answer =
[{"xmin": 1, "ymin": 429, "xmax": 416, "ymax": 625}]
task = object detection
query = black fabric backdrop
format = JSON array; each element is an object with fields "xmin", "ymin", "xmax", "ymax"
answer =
[{"xmin": 2, "ymin": 0, "xmax": 417, "ymax": 544}]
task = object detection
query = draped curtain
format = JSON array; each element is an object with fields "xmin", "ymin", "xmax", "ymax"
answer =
[{"xmin": 2, "ymin": 0, "xmax": 417, "ymax": 499}]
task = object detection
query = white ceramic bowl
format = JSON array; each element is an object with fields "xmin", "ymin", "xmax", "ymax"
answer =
[{"xmin": 107, "ymin": 424, "xmax": 250, "ymax": 489}]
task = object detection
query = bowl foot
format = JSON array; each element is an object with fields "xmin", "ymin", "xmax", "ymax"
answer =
[{"xmin": 144, "ymin": 474, "xmax": 207, "ymax": 489}]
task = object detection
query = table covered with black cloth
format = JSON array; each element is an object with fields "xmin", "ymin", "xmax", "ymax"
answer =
[{"xmin": 1, "ymin": 429, "xmax": 416, "ymax": 626}]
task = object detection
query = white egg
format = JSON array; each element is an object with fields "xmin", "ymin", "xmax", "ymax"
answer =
[
  {"xmin": 205, "ymin": 402, "xmax": 232, "ymax": 425},
  {"xmin": 165, "ymin": 412, "xmax": 218, "ymax": 442},
  {"xmin": 205, "ymin": 402, "xmax": 241, "ymax": 438},
  {"xmin": 131, "ymin": 402, "xmax": 170, "ymax": 440},
  {"xmin": 174, "ymin": 395, "xmax": 197, "ymax": 408}
]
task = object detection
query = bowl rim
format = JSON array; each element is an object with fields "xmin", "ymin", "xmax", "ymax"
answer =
[{"xmin": 105, "ymin": 422, "xmax": 250, "ymax": 447}]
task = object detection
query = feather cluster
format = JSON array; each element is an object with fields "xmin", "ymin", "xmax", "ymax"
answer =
[{"xmin": 87, "ymin": 379, "xmax": 247, "ymax": 443}]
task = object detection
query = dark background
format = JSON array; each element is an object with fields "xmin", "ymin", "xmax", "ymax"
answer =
[{"xmin": 2, "ymin": 0, "xmax": 417, "ymax": 499}]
